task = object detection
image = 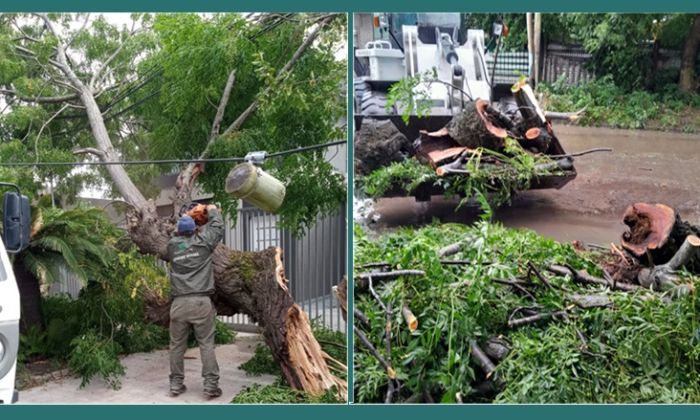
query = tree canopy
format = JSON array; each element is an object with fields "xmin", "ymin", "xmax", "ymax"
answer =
[{"xmin": 0, "ymin": 13, "xmax": 347, "ymax": 233}]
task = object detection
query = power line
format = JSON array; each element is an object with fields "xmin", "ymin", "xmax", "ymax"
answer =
[{"xmin": 0, "ymin": 139, "xmax": 346, "ymax": 167}]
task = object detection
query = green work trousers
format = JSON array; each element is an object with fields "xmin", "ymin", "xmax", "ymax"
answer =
[{"xmin": 169, "ymin": 295, "xmax": 220, "ymax": 389}]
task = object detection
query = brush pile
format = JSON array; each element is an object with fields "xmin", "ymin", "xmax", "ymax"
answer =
[{"xmin": 353, "ymin": 220, "xmax": 700, "ymax": 403}]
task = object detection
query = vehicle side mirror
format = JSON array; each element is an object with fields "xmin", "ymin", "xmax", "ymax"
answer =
[{"xmin": 3, "ymin": 191, "xmax": 31, "ymax": 254}]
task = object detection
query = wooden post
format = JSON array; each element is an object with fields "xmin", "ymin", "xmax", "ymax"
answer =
[
  {"xmin": 533, "ymin": 13, "xmax": 542, "ymax": 86},
  {"xmin": 526, "ymin": 13, "xmax": 534, "ymax": 83}
]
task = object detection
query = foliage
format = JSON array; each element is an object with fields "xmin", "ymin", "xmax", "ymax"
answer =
[
  {"xmin": 311, "ymin": 321, "xmax": 347, "ymax": 366},
  {"xmin": 540, "ymin": 76, "xmax": 700, "ymax": 130},
  {"xmin": 68, "ymin": 330, "xmax": 125, "ymax": 389},
  {"xmin": 239, "ymin": 323, "xmax": 345, "ymax": 379},
  {"xmin": 1, "ymin": 13, "xmax": 346, "ymax": 235},
  {"xmin": 19, "ymin": 205, "xmax": 119, "ymax": 285},
  {"xmin": 0, "ymin": 13, "xmax": 154, "ymax": 202},
  {"xmin": 358, "ymin": 138, "xmax": 560, "ymax": 210},
  {"xmin": 239, "ymin": 343, "xmax": 282, "ymax": 377},
  {"xmin": 139, "ymin": 13, "xmax": 347, "ymax": 234},
  {"xmin": 214, "ymin": 319, "xmax": 237, "ymax": 345},
  {"xmin": 385, "ymin": 71, "xmax": 435, "ymax": 124},
  {"xmin": 14, "ymin": 205, "xmax": 174, "ymax": 386},
  {"xmin": 353, "ymin": 222, "xmax": 700, "ymax": 403},
  {"xmin": 231, "ymin": 383, "xmax": 343, "ymax": 404}
]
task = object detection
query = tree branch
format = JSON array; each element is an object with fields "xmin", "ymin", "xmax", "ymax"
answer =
[
  {"xmin": 34, "ymin": 103, "xmax": 70, "ymax": 163},
  {"xmin": 72, "ymin": 146, "xmax": 107, "ymax": 160},
  {"xmin": 221, "ymin": 14, "xmax": 336, "ymax": 137},
  {"xmin": 90, "ymin": 27, "xmax": 141, "ymax": 90},
  {"xmin": 0, "ymin": 88, "xmax": 79, "ymax": 104},
  {"xmin": 209, "ymin": 69, "xmax": 236, "ymax": 142}
]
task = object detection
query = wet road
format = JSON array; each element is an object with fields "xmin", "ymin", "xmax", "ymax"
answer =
[{"xmin": 364, "ymin": 124, "xmax": 700, "ymax": 244}]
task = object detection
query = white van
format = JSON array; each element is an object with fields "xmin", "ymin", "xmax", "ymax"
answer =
[
  {"xmin": 0, "ymin": 185, "xmax": 30, "ymax": 404},
  {"xmin": 0, "ymin": 237, "xmax": 20, "ymax": 404}
]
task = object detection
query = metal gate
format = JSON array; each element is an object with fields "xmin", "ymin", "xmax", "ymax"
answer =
[{"xmin": 221, "ymin": 204, "xmax": 347, "ymax": 332}]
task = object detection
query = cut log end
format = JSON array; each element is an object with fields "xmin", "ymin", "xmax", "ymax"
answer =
[
  {"xmin": 525, "ymin": 127, "xmax": 541, "ymax": 140},
  {"xmin": 621, "ymin": 203, "xmax": 676, "ymax": 257},
  {"xmin": 688, "ymin": 235, "xmax": 700, "ymax": 247},
  {"xmin": 401, "ymin": 304, "xmax": 418, "ymax": 332}
]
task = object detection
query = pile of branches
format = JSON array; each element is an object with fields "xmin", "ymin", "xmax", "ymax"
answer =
[
  {"xmin": 354, "ymin": 219, "xmax": 700, "ymax": 403},
  {"xmin": 355, "ymin": 82, "xmax": 595, "ymax": 206}
]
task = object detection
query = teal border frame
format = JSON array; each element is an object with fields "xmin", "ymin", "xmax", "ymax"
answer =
[
  {"xmin": 1, "ymin": 1, "xmax": 700, "ymax": 12},
  {"xmin": 2, "ymin": 1, "xmax": 700, "ymax": 415}
]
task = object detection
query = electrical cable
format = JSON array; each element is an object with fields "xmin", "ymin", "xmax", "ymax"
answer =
[{"xmin": 0, "ymin": 140, "xmax": 346, "ymax": 167}]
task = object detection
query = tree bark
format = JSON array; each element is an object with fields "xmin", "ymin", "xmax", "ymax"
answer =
[
  {"xmin": 429, "ymin": 100, "xmax": 508, "ymax": 150},
  {"xmin": 679, "ymin": 14, "xmax": 700, "ymax": 93}
]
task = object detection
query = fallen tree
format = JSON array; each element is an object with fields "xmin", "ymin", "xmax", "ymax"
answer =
[{"xmin": 8, "ymin": 13, "xmax": 346, "ymax": 398}]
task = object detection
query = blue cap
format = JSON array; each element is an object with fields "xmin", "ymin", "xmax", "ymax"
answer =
[{"xmin": 177, "ymin": 215, "xmax": 196, "ymax": 235}]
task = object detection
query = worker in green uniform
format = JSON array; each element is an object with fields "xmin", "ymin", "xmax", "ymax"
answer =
[{"xmin": 167, "ymin": 204, "xmax": 225, "ymax": 398}]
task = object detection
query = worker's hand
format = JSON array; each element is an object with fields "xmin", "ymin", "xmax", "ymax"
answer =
[{"xmin": 207, "ymin": 204, "xmax": 218, "ymax": 212}]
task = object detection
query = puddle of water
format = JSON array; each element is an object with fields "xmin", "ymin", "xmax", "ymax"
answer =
[{"xmin": 367, "ymin": 196, "xmax": 625, "ymax": 245}]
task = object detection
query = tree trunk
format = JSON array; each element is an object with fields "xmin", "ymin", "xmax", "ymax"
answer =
[
  {"xmin": 14, "ymin": 257, "xmax": 44, "ymax": 334},
  {"xmin": 679, "ymin": 14, "xmax": 700, "ymax": 92},
  {"xmin": 136, "ymin": 225, "xmax": 347, "ymax": 398}
]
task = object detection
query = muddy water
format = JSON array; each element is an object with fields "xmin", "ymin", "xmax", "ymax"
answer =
[{"xmin": 364, "ymin": 125, "xmax": 700, "ymax": 245}]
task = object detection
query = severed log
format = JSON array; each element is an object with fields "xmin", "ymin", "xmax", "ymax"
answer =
[
  {"xmin": 544, "ymin": 107, "xmax": 587, "ymax": 122},
  {"xmin": 355, "ymin": 270, "xmax": 425, "ymax": 292},
  {"xmin": 547, "ymin": 264, "xmax": 643, "ymax": 292},
  {"xmin": 519, "ymin": 127, "xmax": 552, "ymax": 153},
  {"xmin": 637, "ymin": 235, "xmax": 700, "ymax": 292},
  {"xmin": 511, "ymin": 79, "xmax": 546, "ymax": 129},
  {"xmin": 438, "ymin": 241, "xmax": 463, "ymax": 258},
  {"xmin": 354, "ymin": 119, "xmax": 413, "ymax": 176},
  {"xmin": 469, "ymin": 340, "xmax": 497, "ymax": 379},
  {"xmin": 484, "ymin": 337, "xmax": 511, "ymax": 362},
  {"xmin": 621, "ymin": 203, "xmax": 700, "ymax": 270},
  {"xmin": 507, "ymin": 306, "xmax": 572, "ymax": 328},
  {"xmin": 427, "ymin": 99, "xmax": 509, "ymax": 150},
  {"xmin": 414, "ymin": 134, "xmax": 468, "ymax": 168},
  {"xmin": 143, "ymin": 246, "xmax": 346, "ymax": 399}
]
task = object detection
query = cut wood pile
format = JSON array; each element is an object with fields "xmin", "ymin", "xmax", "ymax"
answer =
[
  {"xmin": 353, "ymin": 204, "xmax": 700, "ymax": 403},
  {"xmin": 354, "ymin": 82, "xmax": 596, "ymax": 203}
]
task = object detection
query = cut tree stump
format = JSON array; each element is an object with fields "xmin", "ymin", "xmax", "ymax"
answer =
[
  {"xmin": 427, "ymin": 99, "xmax": 508, "ymax": 151},
  {"xmin": 621, "ymin": 203, "xmax": 700, "ymax": 269}
]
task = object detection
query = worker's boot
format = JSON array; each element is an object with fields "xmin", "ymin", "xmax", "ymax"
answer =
[
  {"xmin": 170, "ymin": 383, "xmax": 187, "ymax": 396},
  {"xmin": 203, "ymin": 385, "xmax": 223, "ymax": 398}
]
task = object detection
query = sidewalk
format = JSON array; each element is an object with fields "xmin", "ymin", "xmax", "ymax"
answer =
[{"xmin": 18, "ymin": 333, "xmax": 276, "ymax": 404}]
